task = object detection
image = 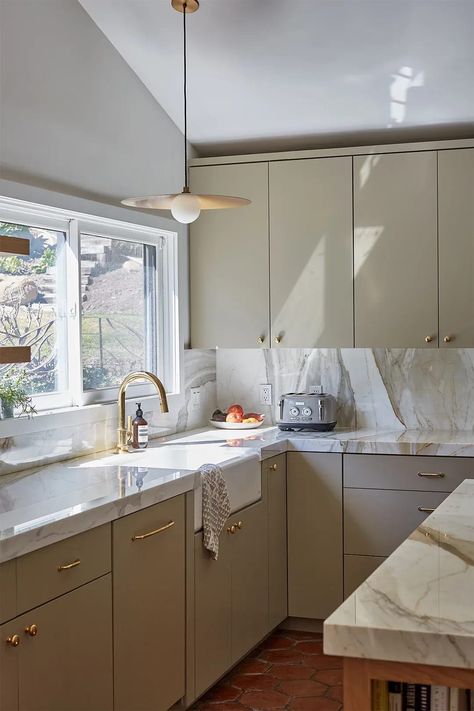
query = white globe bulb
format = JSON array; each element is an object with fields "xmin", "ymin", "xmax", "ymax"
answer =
[{"xmin": 171, "ymin": 193, "xmax": 201, "ymax": 224}]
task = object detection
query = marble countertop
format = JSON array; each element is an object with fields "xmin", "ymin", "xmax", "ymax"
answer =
[
  {"xmin": 2, "ymin": 425, "xmax": 474, "ymax": 564},
  {"xmin": 324, "ymin": 478, "xmax": 474, "ymax": 670}
]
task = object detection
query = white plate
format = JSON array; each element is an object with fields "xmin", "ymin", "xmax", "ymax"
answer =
[{"xmin": 209, "ymin": 419, "xmax": 265, "ymax": 430}]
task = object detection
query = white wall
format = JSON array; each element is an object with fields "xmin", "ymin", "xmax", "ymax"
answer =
[
  {"xmin": 0, "ymin": 0, "xmax": 185, "ymax": 204},
  {"xmin": 0, "ymin": 0, "xmax": 190, "ymax": 343}
]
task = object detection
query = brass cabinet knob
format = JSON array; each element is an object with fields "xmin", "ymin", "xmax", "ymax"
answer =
[
  {"xmin": 443, "ymin": 335, "xmax": 452, "ymax": 343},
  {"xmin": 424, "ymin": 336, "xmax": 433, "ymax": 343},
  {"xmin": 6, "ymin": 634, "xmax": 20, "ymax": 647},
  {"xmin": 257, "ymin": 336, "xmax": 265, "ymax": 345},
  {"xmin": 269, "ymin": 463, "xmax": 278, "ymax": 471},
  {"xmin": 227, "ymin": 525, "xmax": 236, "ymax": 534},
  {"xmin": 24, "ymin": 624, "xmax": 38, "ymax": 637},
  {"xmin": 274, "ymin": 336, "xmax": 282, "ymax": 344},
  {"xmin": 236, "ymin": 521, "xmax": 243, "ymax": 530}
]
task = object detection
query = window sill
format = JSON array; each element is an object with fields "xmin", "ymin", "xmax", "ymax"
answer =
[{"xmin": 0, "ymin": 392, "xmax": 182, "ymax": 439}]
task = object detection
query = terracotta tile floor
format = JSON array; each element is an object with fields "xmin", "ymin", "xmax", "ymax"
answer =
[{"xmin": 192, "ymin": 630, "xmax": 343, "ymax": 711}]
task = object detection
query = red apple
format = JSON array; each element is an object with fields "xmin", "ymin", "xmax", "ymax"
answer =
[
  {"xmin": 226, "ymin": 412, "xmax": 243, "ymax": 423},
  {"xmin": 227, "ymin": 404, "xmax": 244, "ymax": 417}
]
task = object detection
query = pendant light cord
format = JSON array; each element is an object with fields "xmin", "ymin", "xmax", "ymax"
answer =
[{"xmin": 183, "ymin": 2, "xmax": 189, "ymax": 189}]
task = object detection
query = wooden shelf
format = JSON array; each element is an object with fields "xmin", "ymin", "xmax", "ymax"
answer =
[
  {"xmin": 0, "ymin": 236, "xmax": 30, "ymax": 257},
  {"xmin": 0, "ymin": 346, "xmax": 31, "ymax": 364}
]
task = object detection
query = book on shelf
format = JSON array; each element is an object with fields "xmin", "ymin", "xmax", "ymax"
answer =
[
  {"xmin": 416, "ymin": 684, "xmax": 431, "ymax": 711},
  {"xmin": 431, "ymin": 685, "xmax": 450, "ymax": 711},
  {"xmin": 388, "ymin": 681, "xmax": 402, "ymax": 711},
  {"xmin": 373, "ymin": 680, "xmax": 388, "ymax": 711},
  {"xmin": 402, "ymin": 682, "xmax": 417, "ymax": 711},
  {"xmin": 449, "ymin": 687, "xmax": 470, "ymax": 711}
]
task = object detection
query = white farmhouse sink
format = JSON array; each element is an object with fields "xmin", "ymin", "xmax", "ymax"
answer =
[
  {"xmin": 193, "ymin": 455, "xmax": 261, "ymax": 532},
  {"xmin": 84, "ymin": 444, "xmax": 262, "ymax": 532},
  {"xmin": 98, "ymin": 444, "xmax": 234, "ymax": 471}
]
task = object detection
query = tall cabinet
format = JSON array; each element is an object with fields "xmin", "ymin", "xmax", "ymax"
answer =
[
  {"xmin": 438, "ymin": 148, "xmax": 474, "ymax": 347},
  {"xmin": 353, "ymin": 151, "xmax": 438, "ymax": 348},
  {"xmin": 269, "ymin": 157, "xmax": 353, "ymax": 347},
  {"xmin": 189, "ymin": 162, "xmax": 269, "ymax": 348}
]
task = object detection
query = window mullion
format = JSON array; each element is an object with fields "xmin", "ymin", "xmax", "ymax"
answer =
[{"xmin": 66, "ymin": 219, "xmax": 83, "ymax": 406}]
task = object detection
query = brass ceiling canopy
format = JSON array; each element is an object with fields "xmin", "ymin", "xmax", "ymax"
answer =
[
  {"xmin": 122, "ymin": 0, "xmax": 250, "ymax": 224},
  {"xmin": 171, "ymin": 0, "xmax": 199, "ymax": 13}
]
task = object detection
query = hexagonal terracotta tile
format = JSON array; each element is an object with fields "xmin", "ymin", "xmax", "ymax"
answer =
[
  {"xmin": 313, "ymin": 668, "xmax": 343, "ymax": 686},
  {"xmin": 260, "ymin": 635, "xmax": 295, "ymax": 650},
  {"xmin": 240, "ymin": 689, "xmax": 290, "ymax": 709},
  {"xmin": 289, "ymin": 697, "xmax": 341, "ymax": 711},
  {"xmin": 231, "ymin": 673, "xmax": 277, "ymax": 691},
  {"xmin": 277, "ymin": 679, "xmax": 328, "ymax": 698},
  {"xmin": 260, "ymin": 648, "xmax": 305, "ymax": 664},
  {"xmin": 270, "ymin": 664, "xmax": 315, "ymax": 680}
]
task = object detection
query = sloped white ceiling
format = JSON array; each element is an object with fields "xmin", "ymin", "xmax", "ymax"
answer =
[{"xmin": 79, "ymin": 0, "xmax": 474, "ymax": 155}]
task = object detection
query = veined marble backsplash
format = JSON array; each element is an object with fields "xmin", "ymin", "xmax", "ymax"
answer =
[
  {"xmin": 0, "ymin": 349, "xmax": 217, "ymax": 476},
  {"xmin": 216, "ymin": 349, "xmax": 474, "ymax": 431}
]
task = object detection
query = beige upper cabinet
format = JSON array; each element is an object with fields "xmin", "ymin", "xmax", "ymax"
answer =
[
  {"xmin": 190, "ymin": 163, "xmax": 269, "ymax": 348},
  {"xmin": 438, "ymin": 148, "xmax": 474, "ymax": 347},
  {"xmin": 354, "ymin": 151, "xmax": 438, "ymax": 347},
  {"xmin": 269, "ymin": 157, "xmax": 353, "ymax": 347}
]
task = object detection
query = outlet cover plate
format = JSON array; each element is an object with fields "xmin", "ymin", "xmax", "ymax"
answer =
[
  {"xmin": 260, "ymin": 384, "xmax": 273, "ymax": 405},
  {"xmin": 309, "ymin": 384, "xmax": 323, "ymax": 394}
]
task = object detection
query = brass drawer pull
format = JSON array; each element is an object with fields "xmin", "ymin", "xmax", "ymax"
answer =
[
  {"xmin": 417, "ymin": 472, "xmax": 445, "ymax": 479},
  {"xmin": 269, "ymin": 463, "xmax": 278, "ymax": 471},
  {"xmin": 57, "ymin": 559, "xmax": 81, "ymax": 572},
  {"xmin": 24, "ymin": 624, "xmax": 38, "ymax": 637},
  {"xmin": 131, "ymin": 520, "xmax": 175, "ymax": 541},
  {"xmin": 6, "ymin": 634, "xmax": 20, "ymax": 647},
  {"xmin": 418, "ymin": 506, "xmax": 435, "ymax": 513}
]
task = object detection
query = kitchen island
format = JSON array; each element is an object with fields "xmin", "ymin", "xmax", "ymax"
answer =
[{"xmin": 324, "ymin": 478, "xmax": 474, "ymax": 709}]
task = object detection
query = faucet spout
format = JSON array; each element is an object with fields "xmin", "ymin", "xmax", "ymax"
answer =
[{"xmin": 117, "ymin": 371, "xmax": 169, "ymax": 452}]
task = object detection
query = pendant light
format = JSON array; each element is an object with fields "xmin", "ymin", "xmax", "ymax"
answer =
[{"xmin": 122, "ymin": 0, "xmax": 251, "ymax": 224}]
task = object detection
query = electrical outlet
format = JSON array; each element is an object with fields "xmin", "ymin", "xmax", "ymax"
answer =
[
  {"xmin": 260, "ymin": 384, "xmax": 273, "ymax": 405},
  {"xmin": 309, "ymin": 384, "xmax": 323, "ymax": 394},
  {"xmin": 190, "ymin": 387, "xmax": 201, "ymax": 409}
]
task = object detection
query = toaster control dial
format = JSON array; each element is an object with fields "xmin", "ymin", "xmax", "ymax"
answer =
[
  {"xmin": 289, "ymin": 407, "xmax": 300, "ymax": 417},
  {"xmin": 302, "ymin": 407, "xmax": 312, "ymax": 417}
]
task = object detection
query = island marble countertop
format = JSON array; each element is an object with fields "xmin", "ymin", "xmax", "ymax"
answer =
[
  {"xmin": 324, "ymin": 478, "xmax": 474, "ymax": 671},
  {"xmin": 2, "ymin": 425, "xmax": 474, "ymax": 564}
]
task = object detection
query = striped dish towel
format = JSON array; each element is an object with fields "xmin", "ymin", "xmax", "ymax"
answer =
[{"xmin": 200, "ymin": 463, "xmax": 231, "ymax": 560}]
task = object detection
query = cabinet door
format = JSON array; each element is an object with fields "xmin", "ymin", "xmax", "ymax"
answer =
[
  {"xmin": 231, "ymin": 500, "xmax": 269, "ymax": 663},
  {"xmin": 1, "ymin": 619, "xmax": 19, "ymax": 711},
  {"xmin": 190, "ymin": 163, "xmax": 269, "ymax": 348},
  {"xmin": 264, "ymin": 455, "xmax": 288, "ymax": 629},
  {"xmin": 194, "ymin": 527, "xmax": 232, "ymax": 698},
  {"xmin": 354, "ymin": 151, "xmax": 438, "ymax": 347},
  {"xmin": 287, "ymin": 453, "xmax": 343, "ymax": 619},
  {"xmin": 113, "ymin": 496, "xmax": 185, "ymax": 711},
  {"xmin": 18, "ymin": 575, "xmax": 113, "ymax": 711},
  {"xmin": 344, "ymin": 554, "xmax": 386, "ymax": 599},
  {"xmin": 269, "ymin": 157, "xmax": 353, "ymax": 347},
  {"xmin": 439, "ymin": 148, "xmax": 474, "ymax": 347}
]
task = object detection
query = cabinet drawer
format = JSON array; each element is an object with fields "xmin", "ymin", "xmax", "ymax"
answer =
[
  {"xmin": 17, "ymin": 524, "xmax": 111, "ymax": 613},
  {"xmin": 344, "ymin": 554, "xmax": 386, "ymax": 599},
  {"xmin": 344, "ymin": 454, "xmax": 473, "ymax": 492},
  {"xmin": 344, "ymin": 489, "xmax": 448, "ymax": 557}
]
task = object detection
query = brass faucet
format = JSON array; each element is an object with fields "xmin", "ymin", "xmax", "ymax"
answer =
[{"xmin": 117, "ymin": 371, "xmax": 169, "ymax": 452}]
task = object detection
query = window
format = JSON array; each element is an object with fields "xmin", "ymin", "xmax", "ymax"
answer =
[{"xmin": 0, "ymin": 198, "xmax": 178, "ymax": 418}]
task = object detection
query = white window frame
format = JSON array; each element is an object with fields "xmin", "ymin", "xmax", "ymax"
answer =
[{"xmin": 0, "ymin": 196, "xmax": 179, "ymax": 413}]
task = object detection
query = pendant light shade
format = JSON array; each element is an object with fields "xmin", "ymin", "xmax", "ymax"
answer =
[{"xmin": 122, "ymin": 0, "xmax": 250, "ymax": 223}]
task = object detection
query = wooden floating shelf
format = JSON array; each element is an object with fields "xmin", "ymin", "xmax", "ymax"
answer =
[
  {"xmin": 0, "ymin": 235, "xmax": 30, "ymax": 257},
  {"xmin": 0, "ymin": 346, "xmax": 31, "ymax": 365}
]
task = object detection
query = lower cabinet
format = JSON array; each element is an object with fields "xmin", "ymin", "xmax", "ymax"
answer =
[
  {"xmin": 287, "ymin": 452, "xmax": 343, "ymax": 619},
  {"xmin": 342, "ymin": 454, "xmax": 467, "ymax": 596},
  {"xmin": 113, "ymin": 495, "xmax": 186, "ymax": 711},
  {"xmin": 265, "ymin": 454, "xmax": 288, "ymax": 629},
  {"xmin": 343, "ymin": 554, "xmax": 386, "ymax": 599},
  {"xmin": 1, "ymin": 575, "xmax": 113, "ymax": 711},
  {"xmin": 194, "ymin": 498, "xmax": 269, "ymax": 699}
]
